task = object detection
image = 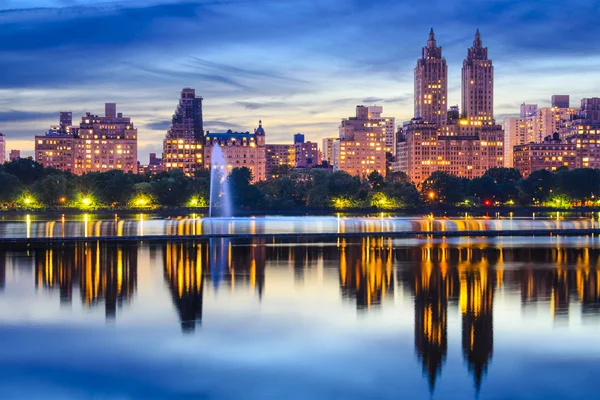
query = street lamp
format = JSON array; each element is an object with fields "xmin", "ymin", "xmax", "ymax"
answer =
[{"xmin": 428, "ymin": 191, "xmax": 435, "ymax": 200}]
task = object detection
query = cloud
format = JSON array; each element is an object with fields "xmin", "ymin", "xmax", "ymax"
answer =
[
  {"xmin": 234, "ymin": 101, "xmax": 287, "ymax": 110},
  {"xmin": 1, "ymin": 0, "xmax": 600, "ymax": 162},
  {"xmin": 145, "ymin": 121, "xmax": 171, "ymax": 131},
  {"xmin": 0, "ymin": 110, "xmax": 56, "ymax": 123}
]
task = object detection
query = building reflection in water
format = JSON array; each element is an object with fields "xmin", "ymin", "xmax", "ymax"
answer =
[
  {"xmin": 2, "ymin": 236, "xmax": 600, "ymax": 391},
  {"xmin": 161, "ymin": 239, "xmax": 265, "ymax": 333},
  {"xmin": 33, "ymin": 242, "xmax": 137, "ymax": 319},
  {"xmin": 338, "ymin": 237, "xmax": 394, "ymax": 310}
]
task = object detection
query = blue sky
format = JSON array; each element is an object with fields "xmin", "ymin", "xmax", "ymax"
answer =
[{"xmin": 1, "ymin": 0, "xmax": 600, "ymax": 161}]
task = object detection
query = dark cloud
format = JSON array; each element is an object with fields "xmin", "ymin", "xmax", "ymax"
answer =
[
  {"xmin": 234, "ymin": 101, "xmax": 286, "ymax": 110},
  {"xmin": 145, "ymin": 121, "xmax": 171, "ymax": 131},
  {"xmin": 0, "ymin": 110, "xmax": 56, "ymax": 123}
]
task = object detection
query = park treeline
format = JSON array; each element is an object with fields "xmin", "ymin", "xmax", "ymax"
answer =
[{"xmin": 0, "ymin": 159, "xmax": 598, "ymax": 211}]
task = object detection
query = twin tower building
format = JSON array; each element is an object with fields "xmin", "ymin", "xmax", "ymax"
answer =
[{"xmin": 397, "ymin": 29, "xmax": 504, "ymax": 182}]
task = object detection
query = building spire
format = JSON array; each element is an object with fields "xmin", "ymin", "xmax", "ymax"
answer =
[
  {"xmin": 474, "ymin": 28, "xmax": 482, "ymax": 48},
  {"xmin": 427, "ymin": 28, "xmax": 437, "ymax": 49}
]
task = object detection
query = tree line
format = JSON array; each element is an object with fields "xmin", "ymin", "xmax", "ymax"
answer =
[{"xmin": 0, "ymin": 158, "xmax": 598, "ymax": 211}]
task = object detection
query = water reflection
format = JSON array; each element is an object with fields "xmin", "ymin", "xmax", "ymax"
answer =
[
  {"xmin": 3, "ymin": 214, "xmax": 600, "ymax": 240},
  {"xmin": 1, "ymin": 237, "xmax": 600, "ymax": 393},
  {"xmin": 33, "ymin": 243, "xmax": 137, "ymax": 319}
]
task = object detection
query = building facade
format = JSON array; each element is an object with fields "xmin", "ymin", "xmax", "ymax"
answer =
[
  {"xmin": 513, "ymin": 140, "xmax": 577, "ymax": 177},
  {"xmin": 9, "ymin": 150, "xmax": 20, "ymax": 161},
  {"xmin": 203, "ymin": 121, "xmax": 266, "ymax": 182},
  {"xmin": 294, "ymin": 137, "xmax": 319, "ymax": 168},
  {"xmin": 163, "ymin": 88, "xmax": 204, "ymax": 175},
  {"xmin": 513, "ymin": 98, "xmax": 600, "ymax": 176},
  {"xmin": 35, "ymin": 104, "xmax": 138, "ymax": 174},
  {"xmin": 266, "ymin": 144, "xmax": 295, "ymax": 175},
  {"xmin": 321, "ymin": 137, "xmax": 337, "ymax": 165},
  {"xmin": 461, "ymin": 29, "xmax": 493, "ymax": 122},
  {"xmin": 503, "ymin": 116, "xmax": 534, "ymax": 167},
  {"xmin": 414, "ymin": 29, "xmax": 448, "ymax": 126},
  {"xmin": 334, "ymin": 105, "xmax": 390, "ymax": 177},
  {"xmin": 400, "ymin": 30, "xmax": 504, "ymax": 183}
]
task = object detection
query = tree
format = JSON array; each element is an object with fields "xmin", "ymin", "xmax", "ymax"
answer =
[
  {"xmin": 386, "ymin": 170, "xmax": 410, "ymax": 184},
  {"xmin": 0, "ymin": 172, "xmax": 25, "ymax": 206},
  {"xmin": 0, "ymin": 158, "xmax": 47, "ymax": 185},
  {"xmin": 228, "ymin": 167, "xmax": 263, "ymax": 209},
  {"xmin": 421, "ymin": 171, "xmax": 467, "ymax": 205},
  {"xmin": 518, "ymin": 169, "xmax": 556, "ymax": 204},
  {"xmin": 150, "ymin": 170, "xmax": 191, "ymax": 207},
  {"xmin": 88, "ymin": 170, "xmax": 135, "ymax": 206},
  {"xmin": 367, "ymin": 170, "xmax": 385, "ymax": 189},
  {"xmin": 327, "ymin": 171, "xmax": 360, "ymax": 197},
  {"xmin": 468, "ymin": 175, "xmax": 497, "ymax": 202},
  {"xmin": 382, "ymin": 181, "xmax": 422, "ymax": 208},
  {"xmin": 32, "ymin": 173, "xmax": 72, "ymax": 206},
  {"xmin": 556, "ymin": 168, "xmax": 600, "ymax": 205},
  {"xmin": 484, "ymin": 167, "xmax": 522, "ymax": 202}
]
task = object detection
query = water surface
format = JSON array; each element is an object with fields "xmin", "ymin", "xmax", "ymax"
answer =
[{"xmin": 0, "ymin": 236, "xmax": 598, "ymax": 399}]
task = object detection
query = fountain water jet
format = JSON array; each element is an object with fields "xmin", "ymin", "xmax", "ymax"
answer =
[{"xmin": 208, "ymin": 145, "xmax": 233, "ymax": 218}]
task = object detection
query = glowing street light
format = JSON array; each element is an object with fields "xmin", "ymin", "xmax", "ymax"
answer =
[
  {"xmin": 24, "ymin": 197, "xmax": 32, "ymax": 205},
  {"xmin": 59, "ymin": 197, "xmax": 66, "ymax": 203},
  {"xmin": 82, "ymin": 197, "xmax": 91, "ymax": 206},
  {"xmin": 136, "ymin": 198, "xmax": 146, "ymax": 206},
  {"xmin": 428, "ymin": 191, "xmax": 435, "ymax": 200}
]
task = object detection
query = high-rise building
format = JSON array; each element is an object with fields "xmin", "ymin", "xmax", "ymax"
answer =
[
  {"xmin": 163, "ymin": 88, "xmax": 204, "ymax": 175},
  {"xmin": 520, "ymin": 103, "xmax": 537, "ymax": 118},
  {"xmin": 414, "ymin": 28, "xmax": 448, "ymax": 126},
  {"xmin": 293, "ymin": 136, "xmax": 319, "ymax": 168},
  {"xmin": 503, "ymin": 116, "xmax": 534, "ymax": 167},
  {"xmin": 532, "ymin": 106, "xmax": 576, "ymax": 142},
  {"xmin": 105, "ymin": 103, "xmax": 117, "ymax": 118},
  {"xmin": 321, "ymin": 137, "xmax": 337, "ymax": 165},
  {"xmin": 461, "ymin": 29, "xmax": 493, "ymax": 122},
  {"xmin": 0, "ymin": 133, "xmax": 5, "ymax": 164},
  {"xmin": 9, "ymin": 150, "xmax": 20, "ymax": 161},
  {"xmin": 400, "ymin": 30, "xmax": 504, "ymax": 183},
  {"xmin": 513, "ymin": 138, "xmax": 577, "ymax": 177},
  {"xmin": 265, "ymin": 144, "xmax": 295, "ymax": 175},
  {"xmin": 552, "ymin": 95, "xmax": 570, "ymax": 109},
  {"xmin": 333, "ymin": 105, "xmax": 390, "ymax": 177},
  {"xmin": 203, "ymin": 121, "xmax": 266, "ymax": 182},
  {"xmin": 580, "ymin": 98, "xmax": 600, "ymax": 122},
  {"xmin": 59, "ymin": 112, "xmax": 72, "ymax": 129},
  {"xmin": 35, "ymin": 104, "xmax": 137, "ymax": 174}
]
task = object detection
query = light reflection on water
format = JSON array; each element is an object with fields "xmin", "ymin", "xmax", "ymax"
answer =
[
  {"xmin": 0, "ymin": 236, "xmax": 598, "ymax": 398},
  {"xmin": 0, "ymin": 213, "xmax": 599, "ymax": 239}
]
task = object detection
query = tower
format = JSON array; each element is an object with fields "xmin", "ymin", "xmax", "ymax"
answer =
[
  {"xmin": 163, "ymin": 88, "xmax": 205, "ymax": 175},
  {"xmin": 255, "ymin": 120, "xmax": 266, "ymax": 146},
  {"xmin": 461, "ymin": 29, "xmax": 494, "ymax": 121},
  {"xmin": 414, "ymin": 28, "xmax": 448, "ymax": 125}
]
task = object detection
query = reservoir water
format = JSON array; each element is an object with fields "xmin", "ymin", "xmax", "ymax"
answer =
[{"xmin": 0, "ymin": 230, "xmax": 598, "ymax": 399}]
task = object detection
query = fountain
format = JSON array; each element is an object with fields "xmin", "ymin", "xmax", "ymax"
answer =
[{"xmin": 208, "ymin": 145, "xmax": 233, "ymax": 218}]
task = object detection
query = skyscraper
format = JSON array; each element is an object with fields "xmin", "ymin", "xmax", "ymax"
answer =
[
  {"xmin": 163, "ymin": 88, "xmax": 205, "ymax": 175},
  {"xmin": 35, "ymin": 104, "xmax": 138, "ymax": 174},
  {"xmin": 399, "ymin": 29, "xmax": 504, "ymax": 183},
  {"xmin": 414, "ymin": 29, "xmax": 448, "ymax": 125},
  {"xmin": 333, "ymin": 105, "xmax": 391, "ymax": 177},
  {"xmin": 461, "ymin": 30, "xmax": 493, "ymax": 121}
]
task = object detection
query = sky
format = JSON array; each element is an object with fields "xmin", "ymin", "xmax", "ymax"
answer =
[{"xmin": 1, "ymin": 0, "xmax": 600, "ymax": 161}]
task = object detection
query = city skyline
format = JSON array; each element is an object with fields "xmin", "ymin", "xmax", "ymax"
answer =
[{"xmin": 1, "ymin": 0, "xmax": 599, "ymax": 160}]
